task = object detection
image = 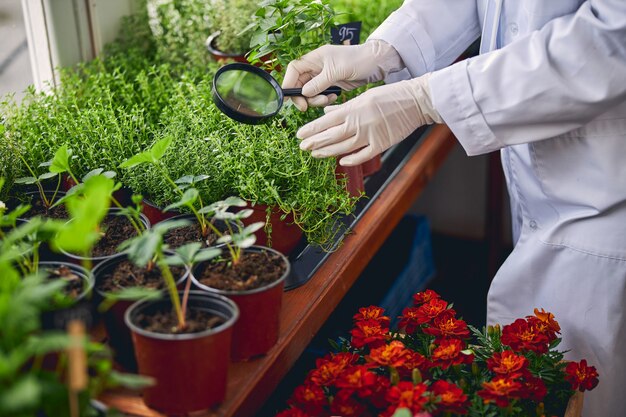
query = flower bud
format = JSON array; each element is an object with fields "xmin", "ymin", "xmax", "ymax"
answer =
[
  {"xmin": 390, "ymin": 367, "xmax": 400, "ymax": 385},
  {"xmin": 412, "ymin": 368, "xmax": 422, "ymax": 384}
]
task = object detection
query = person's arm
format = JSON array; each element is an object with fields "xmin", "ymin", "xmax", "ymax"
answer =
[
  {"xmin": 430, "ymin": 0, "xmax": 626, "ymax": 156},
  {"xmin": 369, "ymin": 0, "xmax": 481, "ymax": 77}
]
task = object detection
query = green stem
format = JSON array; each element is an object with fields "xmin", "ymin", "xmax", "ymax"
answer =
[{"xmin": 156, "ymin": 251, "xmax": 185, "ymax": 330}]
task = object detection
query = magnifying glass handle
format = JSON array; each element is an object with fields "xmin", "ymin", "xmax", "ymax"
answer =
[{"xmin": 282, "ymin": 86, "xmax": 342, "ymax": 97}]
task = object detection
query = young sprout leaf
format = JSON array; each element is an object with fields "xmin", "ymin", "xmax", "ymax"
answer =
[
  {"xmin": 243, "ymin": 222, "xmax": 264, "ymax": 235},
  {"xmin": 49, "ymin": 145, "xmax": 73, "ymax": 174},
  {"xmin": 14, "ymin": 176, "xmax": 37, "ymax": 185},
  {"xmin": 38, "ymin": 172, "xmax": 58, "ymax": 181},
  {"xmin": 163, "ymin": 188, "xmax": 199, "ymax": 212},
  {"xmin": 174, "ymin": 175, "xmax": 194, "ymax": 185}
]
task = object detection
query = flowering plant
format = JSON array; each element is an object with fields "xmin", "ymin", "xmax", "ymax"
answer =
[{"xmin": 277, "ymin": 290, "xmax": 599, "ymax": 417}]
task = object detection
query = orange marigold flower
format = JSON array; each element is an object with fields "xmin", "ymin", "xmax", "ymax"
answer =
[
  {"xmin": 353, "ymin": 306, "xmax": 391, "ymax": 327},
  {"xmin": 533, "ymin": 308, "xmax": 561, "ymax": 334},
  {"xmin": 478, "ymin": 376, "xmax": 524, "ymax": 407},
  {"xmin": 399, "ymin": 350, "xmax": 427, "ymax": 375},
  {"xmin": 369, "ymin": 375, "xmax": 392, "ymax": 409},
  {"xmin": 416, "ymin": 299, "xmax": 452, "ymax": 325},
  {"xmin": 335, "ymin": 365, "xmax": 378, "ymax": 398},
  {"xmin": 308, "ymin": 352, "xmax": 358, "ymax": 386},
  {"xmin": 501, "ymin": 318, "xmax": 550, "ymax": 354},
  {"xmin": 350, "ymin": 319, "xmax": 389, "ymax": 349},
  {"xmin": 366, "ymin": 340, "xmax": 412, "ymax": 368},
  {"xmin": 289, "ymin": 384, "xmax": 327, "ymax": 416},
  {"xmin": 430, "ymin": 339, "xmax": 473, "ymax": 370},
  {"xmin": 431, "ymin": 380, "xmax": 469, "ymax": 415},
  {"xmin": 330, "ymin": 390, "xmax": 367, "ymax": 417},
  {"xmin": 520, "ymin": 375, "xmax": 547, "ymax": 402},
  {"xmin": 526, "ymin": 316, "xmax": 559, "ymax": 343},
  {"xmin": 399, "ymin": 307, "xmax": 422, "ymax": 334},
  {"xmin": 486, "ymin": 350, "xmax": 530, "ymax": 376},
  {"xmin": 565, "ymin": 360, "xmax": 600, "ymax": 392},
  {"xmin": 383, "ymin": 382, "xmax": 429, "ymax": 417},
  {"xmin": 413, "ymin": 289, "xmax": 441, "ymax": 305},
  {"xmin": 276, "ymin": 407, "xmax": 311, "ymax": 417},
  {"xmin": 423, "ymin": 310, "xmax": 470, "ymax": 340}
]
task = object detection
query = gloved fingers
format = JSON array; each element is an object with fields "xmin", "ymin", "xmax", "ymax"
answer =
[
  {"xmin": 283, "ymin": 60, "xmax": 318, "ymax": 111},
  {"xmin": 339, "ymin": 146, "xmax": 378, "ymax": 166},
  {"xmin": 301, "ymin": 68, "xmax": 338, "ymax": 98},
  {"xmin": 307, "ymin": 94, "xmax": 338, "ymax": 108},
  {"xmin": 297, "ymin": 107, "xmax": 347, "ymax": 140},
  {"xmin": 324, "ymin": 104, "xmax": 341, "ymax": 113},
  {"xmin": 300, "ymin": 123, "xmax": 354, "ymax": 152},
  {"xmin": 311, "ymin": 135, "xmax": 360, "ymax": 158}
]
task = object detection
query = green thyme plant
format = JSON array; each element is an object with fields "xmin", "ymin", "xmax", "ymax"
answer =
[{"xmin": 210, "ymin": 0, "xmax": 259, "ymax": 54}]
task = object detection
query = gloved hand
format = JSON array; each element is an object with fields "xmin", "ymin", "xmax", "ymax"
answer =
[
  {"xmin": 297, "ymin": 73, "xmax": 443, "ymax": 166},
  {"xmin": 282, "ymin": 40, "xmax": 404, "ymax": 111}
]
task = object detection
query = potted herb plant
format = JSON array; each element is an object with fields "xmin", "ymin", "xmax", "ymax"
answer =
[
  {"xmin": 191, "ymin": 197, "xmax": 290, "ymax": 361},
  {"xmin": 121, "ymin": 219, "xmax": 239, "ymax": 414},
  {"xmin": 205, "ymin": 0, "xmax": 259, "ymax": 62},
  {"xmin": 0, "ymin": 176, "xmax": 153, "ymax": 417}
]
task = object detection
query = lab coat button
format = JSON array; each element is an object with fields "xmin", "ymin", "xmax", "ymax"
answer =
[
  {"xmin": 509, "ymin": 23, "xmax": 519, "ymax": 35},
  {"xmin": 529, "ymin": 220, "xmax": 538, "ymax": 230}
]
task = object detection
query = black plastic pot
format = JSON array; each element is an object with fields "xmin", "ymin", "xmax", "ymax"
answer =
[
  {"xmin": 60, "ymin": 208, "xmax": 151, "ymax": 266},
  {"xmin": 125, "ymin": 291, "xmax": 238, "ymax": 414},
  {"xmin": 93, "ymin": 252, "xmax": 189, "ymax": 371},
  {"xmin": 192, "ymin": 245, "xmax": 290, "ymax": 361},
  {"xmin": 40, "ymin": 261, "xmax": 95, "ymax": 330}
]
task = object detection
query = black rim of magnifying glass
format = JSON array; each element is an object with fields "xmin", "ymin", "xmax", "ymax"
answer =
[{"xmin": 212, "ymin": 63, "xmax": 284, "ymax": 125}]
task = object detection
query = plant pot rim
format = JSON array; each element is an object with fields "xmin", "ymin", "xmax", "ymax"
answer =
[
  {"xmin": 60, "ymin": 208, "xmax": 151, "ymax": 261},
  {"xmin": 124, "ymin": 290, "xmax": 239, "ymax": 341},
  {"xmin": 39, "ymin": 261, "xmax": 95, "ymax": 302},
  {"xmin": 191, "ymin": 245, "xmax": 290, "ymax": 296},
  {"xmin": 206, "ymin": 30, "xmax": 247, "ymax": 58},
  {"xmin": 92, "ymin": 251, "xmax": 190, "ymax": 297}
]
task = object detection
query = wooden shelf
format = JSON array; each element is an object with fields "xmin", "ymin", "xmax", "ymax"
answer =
[{"xmin": 99, "ymin": 125, "xmax": 458, "ymax": 417}]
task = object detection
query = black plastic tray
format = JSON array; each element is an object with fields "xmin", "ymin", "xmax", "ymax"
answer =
[{"xmin": 284, "ymin": 125, "xmax": 430, "ymax": 290}]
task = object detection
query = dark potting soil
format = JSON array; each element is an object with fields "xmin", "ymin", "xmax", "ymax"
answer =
[
  {"xmin": 46, "ymin": 265, "xmax": 84, "ymax": 298},
  {"xmin": 135, "ymin": 308, "xmax": 224, "ymax": 334},
  {"xmin": 24, "ymin": 196, "xmax": 68, "ymax": 219},
  {"xmin": 91, "ymin": 216, "xmax": 139, "ymax": 258},
  {"xmin": 197, "ymin": 250, "xmax": 286, "ymax": 291},
  {"xmin": 96, "ymin": 260, "xmax": 185, "ymax": 292},
  {"xmin": 164, "ymin": 223, "xmax": 219, "ymax": 249}
]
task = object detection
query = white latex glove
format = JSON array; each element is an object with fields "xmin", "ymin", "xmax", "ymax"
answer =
[
  {"xmin": 282, "ymin": 40, "xmax": 404, "ymax": 111},
  {"xmin": 297, "ymin": 73, "xmax": 443, "ymax": 166}
]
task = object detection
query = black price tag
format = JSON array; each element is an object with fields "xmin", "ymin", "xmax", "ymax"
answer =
[{"xmin": 331, "ymin": 22, "xmax": 362, "ymax": 45}]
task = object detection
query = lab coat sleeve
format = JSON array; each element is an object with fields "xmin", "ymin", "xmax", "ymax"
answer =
[
  {"xmin": 430, "ymin": 0, "xmax": 626, "ymax": 156},
  {"xmin": 368, "ymin": 0, "xmax": 481, "ymax": 77}
]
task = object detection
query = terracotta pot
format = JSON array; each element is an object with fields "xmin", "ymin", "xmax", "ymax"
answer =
[
  {"xmin": 93, "ymin": 252, "xmax": 189, "ymax": 371},
  {"xmin": 40, "ymin": 261, "xmax": 95, "ymax": 330},
  {"xmin": 140, "ymin": 198, "xmax": 178, "ymax": 225},
  {"xmin": 361, "ymin": 154, "xmax": 382, "ymax": 177},
  {"xmin": 240, "ymin": 203, "xmax": 303, "ymax": 255},
  {"xmin": 125, "ymin": 291, "xmax": 238, "ymax": 414},
  {"xmin": 206, "ymin": 31, "xmax": 249, "ymax": 63},
  {"xmin": 336, "ymin": 161, "xmax": 364, "ymax": 197},
  {"xmin": 192, "ymin": 245, "xmax": 289, "ymax": 361},
  {"xmin": 60, "ymin": 208, "xmax": 151, "ymax": 266}
]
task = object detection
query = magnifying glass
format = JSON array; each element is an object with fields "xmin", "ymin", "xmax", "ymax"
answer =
[{"xmin": 212, "ymin": 63, "xmax": 342, "ymax": 124}]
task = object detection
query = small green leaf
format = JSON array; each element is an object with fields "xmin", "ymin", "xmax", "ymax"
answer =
[
  {"xmin": 243, "ymin": 222, "xmax": 264, "ymax": 235},
  {"xmin": 14, "ymin": 176, "xmax": 37, "ymax": 185},
  {"xmin": 150, "ymin": 136, "xmax": 173, "ymax": 161},
  {"xmin": 107, "ymin": 371, "xmax": 155, "ymax": 390},
  {"xmin": 49, "ymin": 145, "xmax": 73, "ymax": 174},
  {"xmin": 38, "ymin": 172, "xmax": 58, "ymax": 181},
  {"xmin": 163, "ymin": 188, "xmax": 198, "ymax": 212}
]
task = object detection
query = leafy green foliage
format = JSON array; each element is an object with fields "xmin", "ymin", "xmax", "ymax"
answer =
[{"xmin": 246, "ymin": 0, "xmax": 338, "ymax": 81}]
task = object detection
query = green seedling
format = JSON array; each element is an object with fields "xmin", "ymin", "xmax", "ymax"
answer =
[{"xmin": 119, "ymin": 219, "xmax": 221, "ymax": 331}]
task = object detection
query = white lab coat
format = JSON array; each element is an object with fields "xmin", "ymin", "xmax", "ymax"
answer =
[{"xmin": 371, "ymin": 1, "xmax": 626, "ymax": 415}]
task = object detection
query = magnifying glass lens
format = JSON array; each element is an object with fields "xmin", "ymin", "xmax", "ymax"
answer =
[{"xmin": 215, "ymin": 69, "xmax": 280, "ymax": 118}]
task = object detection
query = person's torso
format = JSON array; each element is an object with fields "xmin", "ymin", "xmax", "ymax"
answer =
[{"xmin": 480, "ymin": 0, "xmax": 626, "ymax": 259}]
